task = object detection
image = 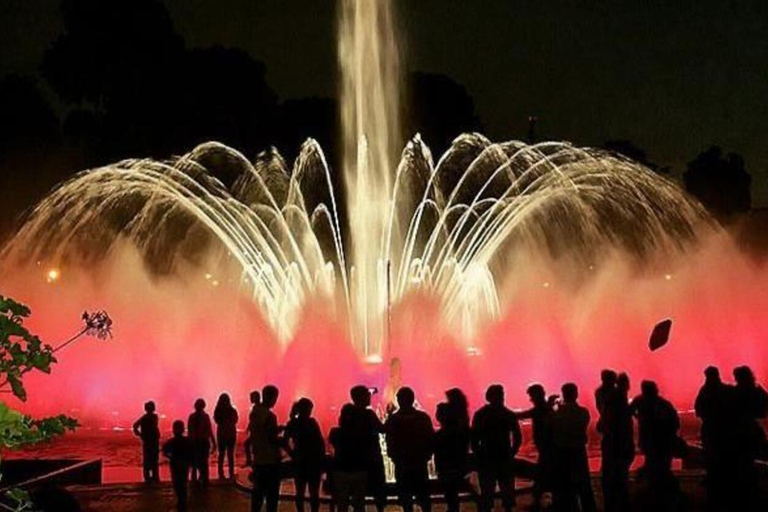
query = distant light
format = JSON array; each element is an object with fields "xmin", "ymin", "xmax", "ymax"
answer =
[
  {"xmin": 467, "ymin": 346, "xmax": 481, "ymax": 357},
  {"xmin": 364, "ymin": 354, "xmax": 383, "ymax": 364},
  {"xmin": 542, "ymin": 282, "xmax": 550, "ymax": 288},
  {"xmin": 46, "ymin": 268, "xmax": 60, "ymax": 283},
  {"xmin": 211, "ymin": 280, "xmax": 220, "ymax": 287},
  {"xmin": 204, "ymin": 273, "xmax": 212, "ymax": 280},
  {"xmin": 664, "ymin": 274, "xmax": 673, "ymax": 281}
]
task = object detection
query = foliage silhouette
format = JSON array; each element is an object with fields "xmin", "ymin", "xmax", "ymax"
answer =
[
  {"xmin": 0, "ymin": 295, "xmax": 80, "ymax": 511},
  {"xmin": 684, "ymin": 146, "xmax": 751, "ymax": 223}
]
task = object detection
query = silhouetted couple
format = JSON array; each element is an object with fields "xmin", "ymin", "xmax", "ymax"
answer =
[
  {"xmin": 285, "ymin": 398, "xmax": 325, "ymax": 512},
  {"xmin": 551, "ymin": 383, "xmax": 596, "ymax": 512},
  {"xmin": 161, "ymin": 402, "xmax": 221, "ymax": 512},
  {"xmin": 329, "ymin": 385, "xmax": 435, "ymax": 512},
  {"xmin": 473, "ymin": 382, "xmax": 594, "ymax": 512},
  {"xmin": 249, "ymin": 385, "xmax": 282, "ymax": 512},
  {"xmin": 595, "ymin": 370, "xmax": 634, "ymax": 512},
  {"xmin": 695, "ymin": 365, "xmax": 767, "ymax": 511},
  {"xmin": 329, "ymin": 385, "xmax": 388, "ymax": 512}
]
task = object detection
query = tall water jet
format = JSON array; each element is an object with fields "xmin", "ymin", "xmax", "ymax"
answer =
[{"xmin": 338, "ymin": 0, "xmax": 402, "ymax": 357}]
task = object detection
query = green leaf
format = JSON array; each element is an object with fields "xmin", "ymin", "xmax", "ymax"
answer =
[
  {"xmin": 1, "ymin": 297, "xmax": 31, "ymax": 318},
  {"xmin": 7, "ymin": 374, "xmax": 26, "ymax": 402},
  {"xmin": 5, "ymin": 487, "xmax": 30, "ymax": 504}
]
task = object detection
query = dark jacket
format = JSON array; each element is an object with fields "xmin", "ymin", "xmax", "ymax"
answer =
[
  {"xmin": 631, "ymin": 395, "xmax": 679, "ymax": 457},
  {"xmin": 471, "ymin": 404, "xmax": 522, "ymax": 463},
  {"xmin": 285, "ymin": 416, "xmax": 326, "ymax": 469},
  {"xmin": 330, "ymin": 425, "xmax": 368, "ymax": 472},
  {"xmin": 518, "ymin": 403, "xmax": 554, "ymax": 454},
  {"xmin": 133, "ymin": 412, "xmax": 160, "ymax": 443},
  {"xmin": 187, "ymin": 411, "xmax": 213, "ymax": 443},
  {"xmin": 386, "ymin": 408, "xmax": 435, "ymax": 469},
  {"xmin": 163, "ymin": 436, "xmax": 193, "ymax": 478},
  {"xmin": 348, "ymin": 406, "xmax": 386, "ymax": 466},
  {"xmin": 552, "ymin": 402, "xmax": 590, "ymax": 450},
  {"xmin": 434, "ymin": 425, "xmax": 470, "ymax": 476},
  {"xmin": 213, "ymin": 405, "xmax": 239, "ymax": 440}
]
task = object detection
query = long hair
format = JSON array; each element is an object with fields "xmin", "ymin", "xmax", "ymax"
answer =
[
  {"xmin": 214, "ymin": 393, "xmax": 234, "ymax": 422},
  {"xmin": 445, "ymin": 387, "xmax": 470, "ymax": 429}
]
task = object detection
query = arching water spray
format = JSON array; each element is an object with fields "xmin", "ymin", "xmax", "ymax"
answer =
[{"xmin": 2, "ymin": 0, "xmax": 763, "ymax": 426}]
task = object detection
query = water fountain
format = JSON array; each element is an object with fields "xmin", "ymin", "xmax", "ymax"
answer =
[{"xmin": 2, "ymin": 0, "xmax": 764, "ymax": 424}]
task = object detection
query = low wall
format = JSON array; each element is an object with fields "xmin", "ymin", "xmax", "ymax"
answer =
[{"xmin": 0, "ymin": 459, "xmax": 102, "ymax": 489}]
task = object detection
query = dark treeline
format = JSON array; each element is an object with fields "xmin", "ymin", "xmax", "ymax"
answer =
[
  {"xmin": 0, "ymin": 0, "xmax": 754, "ymax": 240},
  {"xmin": 0, "ymin": 0, "xmax": 482, "ymax": 240}
]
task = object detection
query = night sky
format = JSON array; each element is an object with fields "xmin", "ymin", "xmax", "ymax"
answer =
[{"xmin": 2, "ymin": 0, "xmax": 767, "ymax": 204}]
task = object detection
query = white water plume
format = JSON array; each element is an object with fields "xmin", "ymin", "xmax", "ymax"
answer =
[{"xmin": 1, "ymin": 0, "xmax": 711, "ymax": 361}]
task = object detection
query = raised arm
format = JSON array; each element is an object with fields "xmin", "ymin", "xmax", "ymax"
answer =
[{"xmin": 516, "ymin": 407, "xmax": 535, "ymax": 421}]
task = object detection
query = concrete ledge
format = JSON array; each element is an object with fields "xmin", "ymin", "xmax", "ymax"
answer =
[{"xmin": 1, "ymin": 459, "xmax": 102, "ymax": 490}]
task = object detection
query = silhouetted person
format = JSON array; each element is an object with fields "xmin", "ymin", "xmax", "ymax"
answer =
[
  {"xmin": 471, "ymin": 384, "xmax": 522, "ymax": 512},
  {"xmin": 285, "ymin": 398, "xmax": 325, "ymax": 512},
  {"xmin": 213, "ymin": 392, "xmax": 239, "ymax": 480},
  {"xmin": 349, "ymin": 385, "xmax": 387, "ymax": 512},
  {"xmin": 133, "ymin": 400, "xmax": 160, "ymax": 483},
  {"xmin": 386, "ymin": 387, "xmax": 435, "ymax": 512},
  {"xmin": 250, "ymin": 385, "xmax": 282, "ymax": 512},
  {"xmin": 435, "ymin": 401, "xmax": 470, "ymax": 512},
  {"xmin": 694, "ymin": 366, "xmax": 732, "ymax": 509},
  {"xmin": 596, "ymin": 371, "xmax": 634, "ymax": 512},
  {"xmin": 163, "ymin": 420, "xmax": 193, "ymax": 512},
  {"xmin": 187, "ymin": 398, "xmax": 216, "ymax": 485},
  {"xmin": 329, "ymin": 403, "xmax": 368, "ymax": 512},
  {"xmin": 552, "ymin": 383, "xmax": 596, "ymax": 512},
  {"xmin": 245, "ymin": 390, "xmax": 261, "ymax": 467},
  {"xmin": 631, "ymin": 380, "xmax": 680, "ymax": 509},
  {"xmin": 518, "ymin": 384, "xmax": 555, "ymax": 509},
  {"xmin": 730, "ymin": 366, "xmax": 767, "ymax": 510}
]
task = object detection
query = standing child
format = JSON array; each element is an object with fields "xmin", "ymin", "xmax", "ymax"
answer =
[
  {"xmin": 133, "ymin": 400, "xmax": 160, "ymax": 483},
  {"xmin": 163, "ymin": 420, "xmax": 193, "ymax": 512}
]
